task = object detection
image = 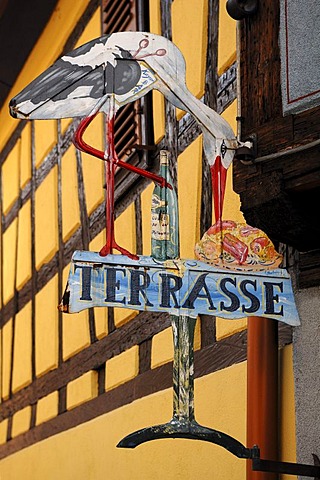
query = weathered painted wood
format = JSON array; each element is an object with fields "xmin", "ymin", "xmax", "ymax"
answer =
[
  {"xmin": 9, "ymin": 33, "xmax": 238, "ymax": 232},
  {"xmin": 2, "ymin": 60, "xmax": 237, "ymax": 236},
  {"xmin": 0, "ymin": 74, "xmax": 238, "ymax": 330},
  {"xmin": 64, "ymin": 251, "xmax": 299, "ymax": 325},
  {"xmin": 234, "ymin": 0, "xmax": 320, "ymax": 266},
  {"xmin": 30, "ymin": 121, "xmax": 37, "ymax": 382},
  {"xmin": 57, "ymin": 119, "xmax": 64, "ymax": 366},
  {"xmin": 138, "ymin": 338, "xmax": 152, "ymax": 374}
]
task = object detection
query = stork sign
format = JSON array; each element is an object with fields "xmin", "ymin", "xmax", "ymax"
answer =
[{"xmin": 10, "ymin": 33, "xmax": 299, "ymax": 453}]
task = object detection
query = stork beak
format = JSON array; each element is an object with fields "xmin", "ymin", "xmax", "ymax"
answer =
[{"xmin": 9, "ymin": 98, "xmax": 18, "ymax": 118}]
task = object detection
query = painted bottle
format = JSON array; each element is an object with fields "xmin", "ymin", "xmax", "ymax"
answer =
[{"xmin": 151, "ymin": 150, "xmax": 179, "ymax": 261}]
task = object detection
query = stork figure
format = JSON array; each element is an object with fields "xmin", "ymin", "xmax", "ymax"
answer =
[
  {"xmin": 10, "ymin": 32, "xmax": 238, "ymax": 259},
  {"xmin": 9, "ymin": 34, "xmax": 264, "ymax": 452}
]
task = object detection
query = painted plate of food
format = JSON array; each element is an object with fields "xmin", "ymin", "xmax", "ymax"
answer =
[{"xmin": 195, "ymin": 220, "xmax": 283, "ymax": 271}]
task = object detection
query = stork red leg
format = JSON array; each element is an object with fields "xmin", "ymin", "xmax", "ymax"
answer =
[
  {"xmin": 210, "ymin": 155, "xmax": 227, "ymax": 224},
  {"xmin": 99, "ymin": 107, "xmax": 139, "ymax": 259},
  {"xmin": 73, "ymin": 102, "xmax": 171, "ymax": 259},
  {"xmin": 73, "ymin": 113, "xmax": 172, "ymax": 189}
]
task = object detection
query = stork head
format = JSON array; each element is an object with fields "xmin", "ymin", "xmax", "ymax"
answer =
[{"xmin": 9, "ymin": 32, "xmax": 186, "ymax": 120}]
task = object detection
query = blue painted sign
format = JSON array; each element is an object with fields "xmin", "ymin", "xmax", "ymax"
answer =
[{"xmin": 62, "ymin": 251, "xmax": 300, "ymax": 326}]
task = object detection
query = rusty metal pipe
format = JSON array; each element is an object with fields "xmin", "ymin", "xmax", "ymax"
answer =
[{"xmin": 247, "ymin": 317, "xmax": 278, "ymax": 480}]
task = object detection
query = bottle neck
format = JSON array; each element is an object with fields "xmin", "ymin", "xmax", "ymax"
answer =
[
  {"xmin": 160, "ymin": 151, "xmax": 169, "ymax": 167},
  {"xmin": 159, "ymin": 159, "xmax": 169, "ymax": 178}
]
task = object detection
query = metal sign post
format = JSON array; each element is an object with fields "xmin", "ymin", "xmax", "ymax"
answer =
[{"xmin": 117, "ymin": 313, "xmax": 250, "ymax": 455}]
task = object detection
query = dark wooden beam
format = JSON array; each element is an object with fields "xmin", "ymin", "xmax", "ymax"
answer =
[{"xmin": 200, "ymin": 0, "xmax": 219, "ymax": 236}]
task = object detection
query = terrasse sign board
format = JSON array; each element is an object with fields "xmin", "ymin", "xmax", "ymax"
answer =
[{"xmin": 62, "ymin": 250, "xmax": 300, "ymax": 326}]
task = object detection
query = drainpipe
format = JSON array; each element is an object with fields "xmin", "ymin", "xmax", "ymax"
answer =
[
  {"xmin": 234, "ymin": 18, "xmax": 279, "ymax": 480},
  {"xmin": 247, "ymin": 317, "xmax": 279, "ymax": 480}
]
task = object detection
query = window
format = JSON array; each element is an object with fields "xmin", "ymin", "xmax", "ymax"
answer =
[{"xmin": 102, "ymin": 0, "xmax": 154, "ymax": 197}]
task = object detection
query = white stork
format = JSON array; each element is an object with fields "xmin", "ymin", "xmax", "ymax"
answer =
[{"xmin": 10, "ymin": 32, "xmax": 238, "ymax": 258}]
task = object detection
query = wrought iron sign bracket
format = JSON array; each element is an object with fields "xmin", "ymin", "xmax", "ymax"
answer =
[{"xmin": 249, "ymin": 446, "xmax": 320, "ymax": 479}]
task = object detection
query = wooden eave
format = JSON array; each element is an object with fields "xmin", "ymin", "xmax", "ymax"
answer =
[
  {"xmin": 0, "ymin": 0, "xmax": 58, "ymax": 107},
  {"xmin": 233, "ymin": 0, "xmax": 320, "ymax": 283}
]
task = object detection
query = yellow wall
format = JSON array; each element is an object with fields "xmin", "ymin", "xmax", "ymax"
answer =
[
  {"xmin": 36, "ymin": 392, "xmax": 59, "ymax": 426},
  {"xmin": 2, "ymin": 219, "xmax": 17, "ymax": 304},
  {"xmin": 280, "ymin": 345, "xmax": 297, "ymax": 480},
  {"xmin": 178, "ymin": 137, "xmax": 203, "ymax": 258},
  {"xmin": 12, "ymin": 302, "xmax": 32, "ymax": 393},
  {"xmin": 0, "ymin": 0, "xmax": 91, "ymax": 150},
  {"xmin": 61, "ymin": 146, "xmax": 81, "ymax": 242},
  {"xmin": 2, "ymin": 142, "xmax": 20, "ymax": 215},
  {"xmin": 172, "ymin": 0, "xmax": 208, "ymax": 102},
  {"xmin": 67, "ymin": 371, "xmax": 98, "ymax": 410},
  {"xmin": 11, "ymin": 406, "xmax": 31, "ymax": 439},
  {"xmin": 1, "ymin": 318, "xmax": 13, "ymax": 400},
  {"xmin": 35, "ymin": 275, "xmax": 59, "ymax": 376},
  {"xmin": 35, "ymin": 166, "xmax": 58, "ymax": 270},
  {"xmin": 218, "ymin": 0, "xmax": 237, "ymax": 74}
]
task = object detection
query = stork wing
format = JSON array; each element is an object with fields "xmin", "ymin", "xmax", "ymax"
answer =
[
  {"xmin": 9, "ymin": 35, "xmax": 146, "ymax": 120},
  {"xmin": 10, "ymin": 61, "xmax": 108, "ymax": 119}
]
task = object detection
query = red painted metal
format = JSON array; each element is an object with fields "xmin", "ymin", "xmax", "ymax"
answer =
[
  {"xmin": 247, "ymin": 317, "xmax": 278, "ymax": 480},
  {"xmin": 73, "ymin": 113, "xmax": 172, "ymax": 188},
  {"xmin": 210, "ymin": 155, "xmax": 227, "ymax": 223},
  {"xmin": 73, "ymin": 100, "xmax": 172, "ymax": 259}
]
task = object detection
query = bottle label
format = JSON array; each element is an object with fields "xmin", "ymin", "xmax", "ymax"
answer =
[
  {"xmin": 151, "ymin": 213, "xmax": 170, "ymax": 241},
  {"xmin": 151, "ymin": 194, "xmax": 170, "ymax": 241}
]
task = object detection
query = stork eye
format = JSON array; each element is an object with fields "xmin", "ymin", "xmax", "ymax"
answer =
[{"xmin": 113, "ymin": 60, "xmax": 141, "ymax": 94}]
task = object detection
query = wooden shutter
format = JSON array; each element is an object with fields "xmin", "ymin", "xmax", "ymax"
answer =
[
  {"xmin": 102, "ymin": 0, "xmax": 136, "ymax": 32},
  {"xmin": 102, "ymin": 0, "xmax": 152, "ymax": 175}
]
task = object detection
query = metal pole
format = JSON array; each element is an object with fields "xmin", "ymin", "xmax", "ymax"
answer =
[{"xmin": 247, "ymin": 317, "xmax": 279, "ymax": 480}]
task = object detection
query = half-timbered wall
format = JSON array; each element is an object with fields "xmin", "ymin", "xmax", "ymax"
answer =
[{"xmin": 0, "ymin": 1, "xmax": 296, "ymax": 478}]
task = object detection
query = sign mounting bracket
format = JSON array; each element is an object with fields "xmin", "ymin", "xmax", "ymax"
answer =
[{"xmin": 250, "ymin": 446, "xmax": 320, "ymax": 479}]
